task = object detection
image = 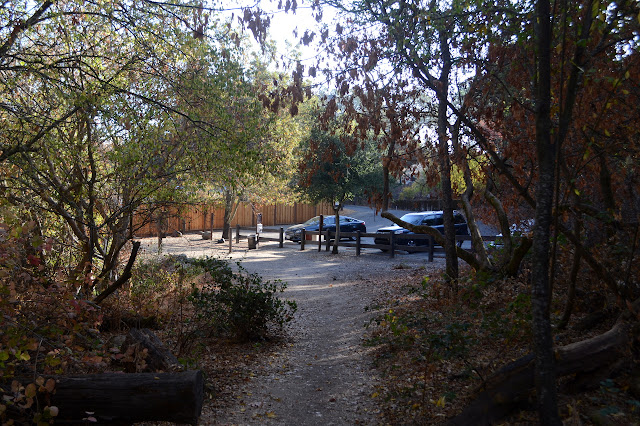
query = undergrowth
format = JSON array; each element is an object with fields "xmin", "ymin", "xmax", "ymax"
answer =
[
  {"xmin": 0, "ymin": 215, "xmax": 296, "ymax": 424},
  {"xmin": 364, "ymin": 266, "xmax": 640, "ymax": 425}
]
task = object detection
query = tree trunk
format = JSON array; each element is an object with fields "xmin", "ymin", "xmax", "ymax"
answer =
[
  {"xmin": 531, "ymin": 0, "xmax": 560, "ymax": 422},
  {"xmin": 43, "ymin": 370, "xmax": 203, "ymax": 424},
  {"xmin": 223, "ymin": 190, "xmax": 242, "ymax": 240},
  {"xmin": 94, "ymin": 241, "xmax": 141, "ymax": 304},
  {"xmin": 436, "ymin": 24, "xmax": 458, "ymax": 286},
  {"xmin": 381, "ymin": 211, "xmax": 482, "ymax": 270},
  {"xmin": 559, "ymin": 215, "xmax": 582, "ymax": 330},
  {"xmin": 382, "ymin": 135, "xmax": 396, "ymax": 212}
]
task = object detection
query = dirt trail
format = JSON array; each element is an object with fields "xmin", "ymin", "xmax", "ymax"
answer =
[
  {"xmin": 138, "ymin": 206, "xmax": 447, "ymax": 425},
  {"xmin": 198, "ymin": 245, "xmax": 445, "ymax": 425}
]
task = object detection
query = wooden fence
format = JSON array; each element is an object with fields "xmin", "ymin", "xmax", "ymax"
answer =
[
  {"xmin": 133, "ymin": 202, "xmax": 334, "ymax": 238},
  {"xmin": 229, "ymin": 226, "xmax": 498, "ymax": 262}
]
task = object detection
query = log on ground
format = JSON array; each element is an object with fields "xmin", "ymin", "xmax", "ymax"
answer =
[
  {"xmin": 51, "ymin": 370, "xmax": 204, "ymax": 424},
  {"xmin": 125, "ymin": 327, "xmax": 182, "ymax": 372},
  {"xmin": 448, "ymin": 321, "xmax": 633, "ymax": 425}
]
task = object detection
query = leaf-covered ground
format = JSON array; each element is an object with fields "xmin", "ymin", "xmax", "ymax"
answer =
[{"xmin": 361, "ymin": 265, "xmax": 640, "ymax": 425}]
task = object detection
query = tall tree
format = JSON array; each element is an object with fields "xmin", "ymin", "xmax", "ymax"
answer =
[
  {"xmin": 531, "ymin": 0, "xmax": 560, "ymax": 421},
  {"xmin": 297, "ymin": 123, "xmax": 384, "ymax": 207},
  {"xmin": 0, "ymin": 0, "xmax": 286, "ymax": 298},
  {"xmin": 307, "ymin": 0, "xmax": 639, "ymax": 422}
]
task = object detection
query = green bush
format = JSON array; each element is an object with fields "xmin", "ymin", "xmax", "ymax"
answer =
[{"xmin": 189, "ymin": 257, "xmax": 297, "ymax": 341}]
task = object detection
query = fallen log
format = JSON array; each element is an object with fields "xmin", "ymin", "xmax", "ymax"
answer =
[
  {"xmin": 448, "ymin": 321, "xmax": 634, "ymax": 425},
  {"xmin": 125, "ymin": 327, "xmax": 182, "ymax": 372},
  {"xmin": 48, "ymin": 370, "xmax": 204, "ymax": 424}
]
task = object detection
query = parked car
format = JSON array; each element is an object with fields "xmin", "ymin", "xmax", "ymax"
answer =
[
  {"xmin": 374, "ymin": 211, "xmax": 469, "ymax": 250},
  {"xmin": 489, "ymin": 219, "xmax": 534, "ymax": 248},
  {"xmin": 285, "ymin": 215, "xmax": 366, "ymax": 243}
]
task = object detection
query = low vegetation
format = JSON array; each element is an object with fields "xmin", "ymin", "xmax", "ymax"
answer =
[
  {"xmin": 0, "ymin": 222, "xmax": 296, "ymax": 424},
  {"xmin": 364, "ymin": 262, "xmax": 640, "ymax": 424}
]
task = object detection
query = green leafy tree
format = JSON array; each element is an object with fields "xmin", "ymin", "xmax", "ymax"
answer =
[{"xmin": 296, "ymin": 125, "xmax": 384, "ymax": 207}]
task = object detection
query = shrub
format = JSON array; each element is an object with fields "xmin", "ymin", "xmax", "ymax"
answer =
[{"xmin": 189, "ymin": 257, "xmax": 297, "ymax": 341}]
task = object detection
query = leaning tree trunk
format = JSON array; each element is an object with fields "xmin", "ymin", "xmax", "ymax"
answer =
[
  {"xmin": 94, "ymin": 241, "xmax": 141, "ymax": 304},
  {"xmin": 448, "ymin": 316, "xmax": 636, "ymax": 426},
  {"xmin": 559, "ymin": 213, "xmax": 582, "ymax": 330},
  {"xmin": 451, "ymin": 115, "xmax": 493, "ymax": 272}
]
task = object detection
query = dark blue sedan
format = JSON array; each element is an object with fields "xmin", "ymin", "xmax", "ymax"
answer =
[
  {"xmin": 374, "ymin": 211, "xmax": 469, "ymax": 249},
  {"xmin": 285, "ymin": 215, "xmax": 366, "ymax": 242}
]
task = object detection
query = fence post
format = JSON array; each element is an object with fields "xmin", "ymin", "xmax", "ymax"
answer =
[
  {"xmin": 318, "ymin": 215, "xmax": 323, "ymax": 252},
  {"xmin": 209, "ymin": 213, "xmax": 214, "ymax": 243},
  {"xmin": 279, "ymin": 227, "xmax": 284, "ymax": 248},
  {"xmin": 390, "ymin": 232, "xmax": 395, "ymax": 258},
  {"xmin": 428, "ymin": 235, "xmax": 434, "ymax": 262},
  {"xmin": 301, "ymin": 229, "xmax": 306, "ymax": 250},
  {"xmin": 356, "ymin": 231, "xmax": 361, "ymax": 256}
]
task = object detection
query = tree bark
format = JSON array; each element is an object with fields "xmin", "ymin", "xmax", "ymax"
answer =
[
  {"xmin": 94, "ymin": 241, "xmax": 141, "ymax": 304},
  {"xmin": 531, "ymin": 0, "xmax": 560, "ymax": 422},
  {"xmin": 559, "ymin": 215, "xmax": 582, "ymax": 329},
  {"xmin": 436, "ymin": 20, "xmax": 458, "ymax": 285},
  {"xmin": 43, "ymin": 370, "xmax": 203, "ymax": 424}
]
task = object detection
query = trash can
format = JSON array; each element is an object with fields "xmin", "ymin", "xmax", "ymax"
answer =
[{"xmin": 247, "ymin": 234, "xmax": 257, "ymax": 249}]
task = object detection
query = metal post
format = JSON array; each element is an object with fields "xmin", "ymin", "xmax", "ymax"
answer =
[
  {"xmin": 318, "ymin": 215, "xmax": 323, "ymax": 252},
  {"xmin": 279, "ymin": 227, "xmax": 284, "ymax": 248},
  {"xmin": 301, "ymin": 229, "xmax": 306, "ymax": 250},
  {"xmin": 236, "ymin": 224, "xmax": 240, "ymax": 243},
  {"xmin": 390, "ymin": 232, "xmax": 395, "ymax": 258},
  {"xmin": 356, "ymin": 231, "xmax": 361, "ymax": 256},
  {"xmin": 428, "ymin": 235, "xmax": 434, "ymax": 262}
]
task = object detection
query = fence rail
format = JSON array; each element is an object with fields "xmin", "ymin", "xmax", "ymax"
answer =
[{"xmin": 228, "ymin": 226, "xmax": 498, "ymax": 262}]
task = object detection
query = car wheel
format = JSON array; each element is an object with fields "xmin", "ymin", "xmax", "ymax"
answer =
[{"xmin": 401, "ymin": 240, "xmax": 419, "ymax": 254}]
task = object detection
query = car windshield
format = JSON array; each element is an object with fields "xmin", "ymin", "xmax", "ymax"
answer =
[
  {"xmin": 400, "ymin": 214, "xmax": 426, "ymax": 225},
  {"xmin": 303, "ymin": 216, "xmax": 336, "ymax": 225},
  {"xmin": 422, "ymin": 215, "xmax": 443, "ymax": 226},
  {"xmin": 303, "ymin": 217, "xmax": 321, "ymax": 225}
]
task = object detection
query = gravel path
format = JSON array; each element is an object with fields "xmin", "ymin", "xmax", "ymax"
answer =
[
  {"xmin": 201, "ymin": 246, "xmax": 445, "ymax": 425},
  {"xmin": 139, "ymin": 206, "xmax": 449, "ymax": 425}
]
